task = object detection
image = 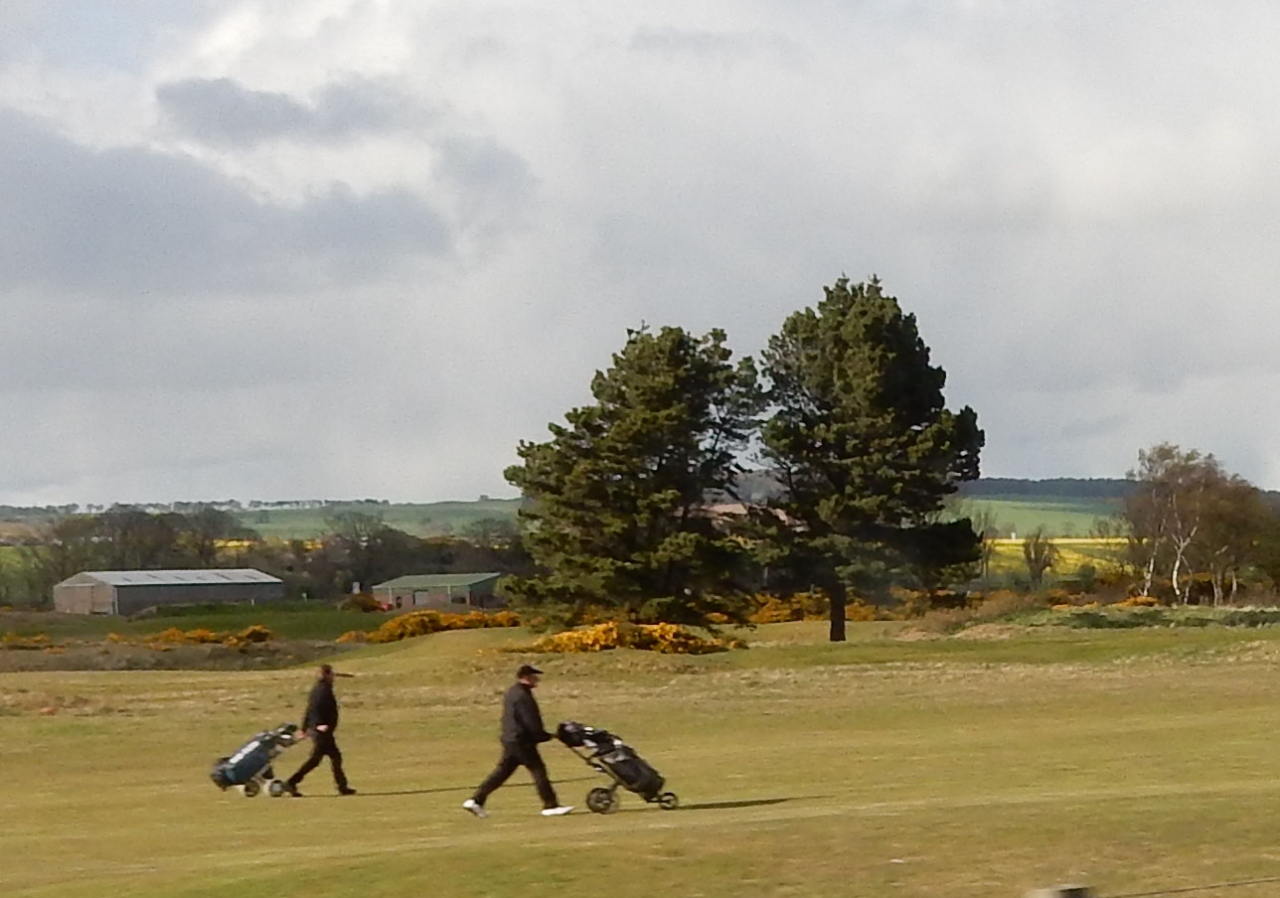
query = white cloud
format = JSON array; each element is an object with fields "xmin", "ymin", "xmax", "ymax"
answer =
[{"xmin": 4, "ymin": 0, "xmax": 1280, "ymax": 504}]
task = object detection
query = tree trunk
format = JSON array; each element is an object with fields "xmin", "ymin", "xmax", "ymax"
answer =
[
  {"xmin": 828, "ymin": 580, "xmax": 847, "ymax": 643},
  {"xmin": 1140, "ymin": 546, "xmax": 1157, "ymax": 597}
]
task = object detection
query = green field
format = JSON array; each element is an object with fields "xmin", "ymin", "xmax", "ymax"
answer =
[
  {"xmin": 965, "ymin": 496, "xmax": 1122, "ymax": 538},
  {"xmin": 6, "ymin": 622, "xmax": 1280, "ymax": 897},
  {"xmin": 3, "ymin": 495, "xmax": 1113, "ymax": 543},
  {"xmin": 234, "ymin": 499, "xmax": 523, "ymax": 539}
]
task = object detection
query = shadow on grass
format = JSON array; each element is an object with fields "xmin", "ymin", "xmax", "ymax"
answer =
[
  {"xmin": 594, "ymin": 797, "xmax": 799, "ymax": 814},
  {"xmin": 678, "ymin": 798, "xmax": 794, "ymax": 811},
  {"xmin": 334, "ymin": 775, "xmax": 599, "ymax": 799}
]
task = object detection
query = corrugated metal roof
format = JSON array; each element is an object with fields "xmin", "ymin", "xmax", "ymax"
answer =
[
  {"xmin": 75, "ymin": 569, "xmax": 283, "ymax": 586},
  {"xmin": 372, "ymin": 573, "xmax": 502, "ymax": 590}
]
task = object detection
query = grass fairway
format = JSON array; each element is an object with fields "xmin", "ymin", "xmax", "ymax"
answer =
[{"xmin": 6, "ymin": 623, "xmax": 1280, "ymax": 898}]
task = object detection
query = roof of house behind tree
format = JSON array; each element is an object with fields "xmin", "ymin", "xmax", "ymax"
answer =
[
  {"xmin": 372, "ymin": 573, "xmax": 503, "ymax": 590},
  {"xmin": 66, "ymin": 569, "xmax": 283, "ymax": 586}
]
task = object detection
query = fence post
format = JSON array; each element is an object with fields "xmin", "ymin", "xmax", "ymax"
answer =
[{"xmin": 1026, "ymin": 887, "xmax": 1095, "ymax": 898}]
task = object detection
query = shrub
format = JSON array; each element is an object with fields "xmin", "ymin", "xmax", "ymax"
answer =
[
  {"xmin": 232, "ymin": 625, "xmax": 274, "ymax": 644},
  {"xmin": 845, "ymin": 599, "xmax": 880, "ymax": 622},
  {"xmin": 1115, "ymin": 594, "xmax": 1160, "ymax": 608},
  {"xmin": 1, "ymin": 632, "xmax": 52, "ymax": 650},
  {"xmin": 915, "ymin": 590, "xmax": 1049, "ymax": 634},
  {"xmin": 152, "ymin": 627, "xmax": 191, "ymax": 644},
  {"xmin": 748, "ymin": 592, "xmax": 829, "ymax": 624},
  {"xmin": 364, "ymin": 609, "xmax": 522, "ymax": 644},
  {"xmin": 143, "ymin": 625, "xmax": 275, "ymax": 647},
  {"xmin": 340, "ymin": 593, "xmax": 385, "ymax": 613},
  {"xmin": 512, "ymin": 621, "xmax": 743, "ymax": 655},
  {"xmin": 1217, "ymin": 608, "xmax": 1280, "ymax": 627},
  {"xmin": 750, "ymin": 596, "xmax": 803, "ymax": 624}
]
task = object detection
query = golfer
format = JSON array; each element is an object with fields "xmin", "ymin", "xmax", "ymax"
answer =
[
  {"xmin": 284, "ymin": 663, "xmax": 356, "ymax": 797},
  {"xmin": 463, "ymin": 664, "xmax": 573, "ymax": 817}
]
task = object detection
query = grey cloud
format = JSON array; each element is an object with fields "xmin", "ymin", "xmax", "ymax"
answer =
[
  {"xmin": 0, "ymin": 108, "xmax": 452, "ymax": 295},
  {"xmin": 436, "ymin": 135, "xmax": 537, "ymax": 227},
  {"xmin": 156, "ymin": 76, "xmax": 433, "ymax": 147}
]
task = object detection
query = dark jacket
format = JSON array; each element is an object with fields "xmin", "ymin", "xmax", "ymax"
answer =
[
  {"xmin": 302, "ymin": 679, "xmax": 339, "ymax": 732},
  {"xmin": 500, "ymin": 682, "xmax": 550, "ymax": 745}
]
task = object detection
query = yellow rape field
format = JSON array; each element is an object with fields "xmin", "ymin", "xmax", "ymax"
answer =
[{"xmin": 987, "ymin": 536, "xmax": 1126, "ymax": 577}]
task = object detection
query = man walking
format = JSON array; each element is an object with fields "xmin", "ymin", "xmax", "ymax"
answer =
[
  {"xmin": 463, "ymin": 664, "xmax": 573, "ymax": 817},
  {"xmin": 285, "ymin": 663, "xmax": 355, "ymax": 797}
]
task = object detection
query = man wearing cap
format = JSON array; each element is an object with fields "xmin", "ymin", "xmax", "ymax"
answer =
[
  {"xmin": 463, "ymin": 664, "xmax": 573, "ymax": 817},
  {"xmin": 284, "ymin": 663, "xmax": 356, "ymax": 797}
]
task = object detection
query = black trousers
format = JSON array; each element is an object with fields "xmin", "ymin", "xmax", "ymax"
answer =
[
  {"xmin": 288, "ymin": 729, "xmax": 348, "ymax": 790},
  {"xmin": 472, "ymin": 741, "xmax": 559, "ymax": 809}
]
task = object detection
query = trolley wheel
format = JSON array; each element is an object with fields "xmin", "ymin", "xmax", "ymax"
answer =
[
  {"xmin": 268, "ymin": 779, "xmax": 286, "ymax": 798},
  {"xmin": 657, "ymin": 792, "xmax": 679, "ymax": 810},
  {"xmin": 242, "ymin": 780, "xmax": 261, "ymax": 798},
  {"xmin": 586, "ymin": 787, "xmax": 617, "ymax": 814}
]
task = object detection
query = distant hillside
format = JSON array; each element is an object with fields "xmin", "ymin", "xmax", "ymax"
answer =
[
  {"xmin": 234, "ymin": 498, "xmax": 523, "ymax": 539},
  {"xmin": 732, "ymin": 474, "xmax": 1138, "ymax": 503},
  {"xmin": 956, "ymin": 478, "xmax": 1134, "ymax": 499}
]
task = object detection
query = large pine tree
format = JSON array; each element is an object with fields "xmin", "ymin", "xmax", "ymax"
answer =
[
  {"xmin": 504, "ymin": 326, "xmax": 761, "ymax": 628},
  {"xmin": 758, "ymin": 276, "xmax": 984, "ymax": 641}
]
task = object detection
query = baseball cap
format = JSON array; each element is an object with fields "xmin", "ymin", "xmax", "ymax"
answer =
[{"xmin": 517, "ymin": 664, "xmax": 544, "ymax": 678}]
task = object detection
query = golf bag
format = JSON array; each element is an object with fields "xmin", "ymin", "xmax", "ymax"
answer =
[
  {"xmin": 557, "ymin": 720, "xmax": 678, "ymax": 813},
  {"xmin": 210, "ymin": 723, "xmax": 301, "ymax": 797}
]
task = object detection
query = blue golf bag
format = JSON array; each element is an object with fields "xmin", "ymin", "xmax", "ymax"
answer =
[{"xmin": 210, "ymin": 723, "xmax": 302, "ymax": 797}]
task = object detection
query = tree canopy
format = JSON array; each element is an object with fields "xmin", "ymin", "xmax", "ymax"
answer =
[
  {"xmin": 502, "ymin": 325, "xmax": 761, "ymax": 628},
  {"xmin": 755, "ymin": 276, "xmax": 984, "ymax": 641}
]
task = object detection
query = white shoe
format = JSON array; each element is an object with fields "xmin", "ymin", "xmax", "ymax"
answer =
[
  {"xmin": 541, "ymin": 805, "xmax": 574, "ymax": 817},
  {"xmin": 463, "ymin": 799, "xmax": 488, "ymax": 819}
]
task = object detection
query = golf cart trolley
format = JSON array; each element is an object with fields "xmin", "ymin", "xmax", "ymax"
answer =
[
  {"xmin": 556, "ymin": 720, "xmax": 678, "ymax": 814},
  {"xmin": 209, "ymin": 723, "xmax": 303, "ymax": 798}
]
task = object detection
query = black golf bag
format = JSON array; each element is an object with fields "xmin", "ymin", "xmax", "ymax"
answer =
[{"xmin": 557, "ymin": 720, "xmax": 678, "ymax": 813}]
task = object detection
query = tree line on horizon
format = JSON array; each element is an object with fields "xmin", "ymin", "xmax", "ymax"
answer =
[
  {"xmin": 9, "ymin": 276, "xmax": 1280, "ymax": 636},
  {"xmin": 0, "ymin": 507, "xmax": 530, "ymax": 607}
]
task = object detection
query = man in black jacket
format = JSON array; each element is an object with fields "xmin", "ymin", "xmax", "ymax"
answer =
[
  {"xmin": 285, "ymin": 663, "xmax": 355, "ymax": 797},
  {"xmin": 463, "ymin": 664, "xmax": 573, "ymax": 817}
]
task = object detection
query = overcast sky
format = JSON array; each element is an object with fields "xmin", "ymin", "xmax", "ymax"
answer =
[{"xmin": 3, "ymin": 1, "xmax": 1279, "ymax": 505}]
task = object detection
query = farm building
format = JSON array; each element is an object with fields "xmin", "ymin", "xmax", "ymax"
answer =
[
  {"xmin": 371, "ymin": 573, "xmax": 505, "ymax": 610},
  {"xmin": 52, "ymin": 569, "xmax": 285, "ymax": 616}
]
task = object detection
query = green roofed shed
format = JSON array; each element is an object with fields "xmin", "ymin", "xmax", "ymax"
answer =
[{"xmin": 371, "ymin": 573, "xmax": 505, "ymax": 610}]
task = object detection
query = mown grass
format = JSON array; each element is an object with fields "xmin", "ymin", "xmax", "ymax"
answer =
[{"xmin": 6, "ymin": 622, "xmax": 1280, "ymax": 897}]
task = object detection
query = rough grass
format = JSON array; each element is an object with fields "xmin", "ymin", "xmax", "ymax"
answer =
[
  {"xmin": 7, "ymin": 623, "xmax": 1280, "ymax": 897},
  {"xmin": 0, "ymin": 606, "xmax": 388, "ymax": 642}
]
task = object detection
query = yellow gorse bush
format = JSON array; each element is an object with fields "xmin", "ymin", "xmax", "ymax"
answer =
[
  {"xmin": 147, "ymin": 625, "xmax": 275, "ymax": 648},
  {"xmin": 358, "ymin": 609, "xmax": 521, "ymax": 644},
  {"xmin": 749, "ymin": 592, "xmax": 891, "ymax": 624},
  {"xmin": 1115, "ymin": 594, "xmax": 1160, "ymax": 608},
  {"xmin": 0, "ymin": 632, "xmax": 53, "ymax": 650},
  {"xmin": 521, "ymin": 621, "xmax": 744, "ymax": 655}
]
